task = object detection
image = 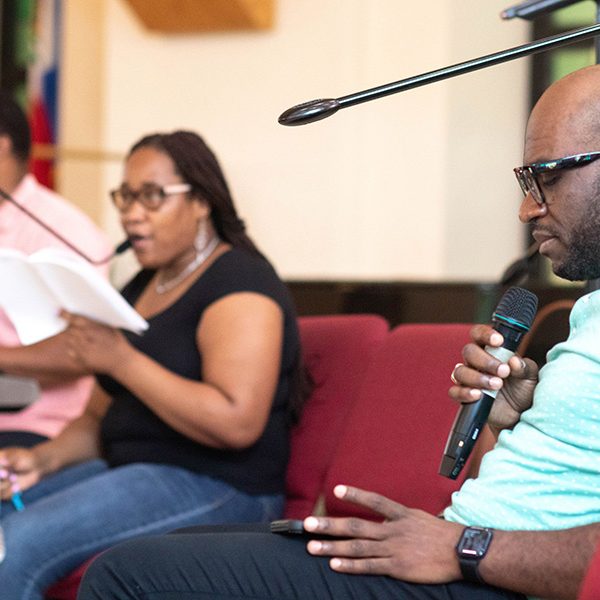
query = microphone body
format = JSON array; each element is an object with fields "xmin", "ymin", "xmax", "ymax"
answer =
[{"xmin": 439, "ymin": 287, "xmax": 538, "ymax": 480}]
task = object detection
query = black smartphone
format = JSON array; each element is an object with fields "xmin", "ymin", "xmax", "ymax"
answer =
[
  {"xmin": 270, "ymin": 519, "xmax": 306, "ymax": 535},
  {"xmin": 270, "ymin": 519, "xmax": 349, "ymax": 540}
]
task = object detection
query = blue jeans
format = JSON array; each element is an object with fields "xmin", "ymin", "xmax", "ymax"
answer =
[{"xmin": 0, "ymin": 460, "xmax": 283, "ymax": 600}]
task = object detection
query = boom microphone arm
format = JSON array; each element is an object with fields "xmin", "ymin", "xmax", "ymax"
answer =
[
  {"xmin": 0, "ymin": 187, "xmax": 130, "ymax": 265},
  {"xmin": 501, "ymin": 0, "xmax": 600, "ymax": 65},
  {"xmin": 278, "ymin": 23, "xmax": 600, "ymax": 126}
]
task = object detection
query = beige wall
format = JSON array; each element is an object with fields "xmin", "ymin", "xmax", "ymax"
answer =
[
  {"xmin": 58, "ymin": 0, "xmax": 529, "ymax": 285},
  {"xmin": 57, "ymin": 0, "xmax": 106, "ymax": 225}
]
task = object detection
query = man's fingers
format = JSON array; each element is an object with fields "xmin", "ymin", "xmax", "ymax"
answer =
[
  {"xmin": 448, "ymin": 358, "xmax": 504, "ymax": 398},
  {"xmin": 462, "ymin": 344, "xmax": 509, "ymax": 379},
  {"xmin": 469, "ymin": 324, "xmax": 503, "ymax": 348},
  {"xmin": 307, "ymin": 537, "xmax": 386, "ymax": 559},
  {"xmin": 448, "ymin": 384, "xmax": 483, "ymax": 404},
  {"xmin": 334, "ymin": 485, "xmax": 407, "ymax": 520},
  {"xmin": 304, "ymin": 514, "xmax": 381, "ymax": 541},
  {"xmin": 302, "ymin": 486, "xmax": 406, "ymax": 539},
  {"xmin": 328, "ymin": 556, "xmax": 393, "ymax": 575},
  {"xmin": 507, "ymin": 355, "xmax": 538, "ymax": 380}
]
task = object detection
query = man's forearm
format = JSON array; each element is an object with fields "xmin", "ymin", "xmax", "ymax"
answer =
[{"xmin": 480, "ymin": 523, "xmax": 600, "ymax": 599}]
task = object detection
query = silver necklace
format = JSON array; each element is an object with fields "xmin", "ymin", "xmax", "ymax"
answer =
[{"xmin": 155, "ymin": 236, "xmax": 220, "ymax": 294}]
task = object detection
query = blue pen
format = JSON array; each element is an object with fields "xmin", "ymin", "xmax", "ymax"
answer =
[
  {"xmin": 11, "ymin": 491, "xmax": 25, "ymax": 512},
  {"xmin": 0, "ymin": 467, "xmax": 25, "ymax": 511}
]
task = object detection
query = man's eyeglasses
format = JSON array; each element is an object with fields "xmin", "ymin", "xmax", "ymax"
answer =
[
  {"xmin": 513, "ymin": 151, "xmax": 600, "ymax": 205},
  {"xmin": 110, "ymin": 183, "xmax": 192, "ymax": 211}
]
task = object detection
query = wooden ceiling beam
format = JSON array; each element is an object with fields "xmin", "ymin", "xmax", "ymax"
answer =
[{"xmin": 124, "ymin": 0, "xmax": 275, "ymax": 33}]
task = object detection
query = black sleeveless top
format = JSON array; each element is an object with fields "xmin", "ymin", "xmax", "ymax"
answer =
[{"xmin": 97, "ymin": 248, "xmax": 301, "ymax": 495}]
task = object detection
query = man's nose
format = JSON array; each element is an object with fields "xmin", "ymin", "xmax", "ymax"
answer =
[{"xmin": 519, "ymin": 192, "xmax": 547, "ymax": 223}]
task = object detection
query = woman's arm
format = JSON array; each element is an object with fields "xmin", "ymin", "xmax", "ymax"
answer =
[
  {"xmin": 0, "ymin": 384, "xmax": 111, "ymax": 493},
  {"xmin": 33, "ymin": 383, "xmax": 111, "ymax": 475},
  {"xmin": 65, "ymin": 292, "xmax": 284, "ymax": 449},
  {"xmin": 0, "ymin": 331, "xmax": 91, "ymax": 386}
]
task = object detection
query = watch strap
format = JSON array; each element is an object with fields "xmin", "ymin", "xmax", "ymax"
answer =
[
  {"xmin": 458, "ymin": 554, "xmax": 486, "ymax": 584},
  {"xmin": 456, "ymin": 526, "xmax": 494, "ymax": 584}
]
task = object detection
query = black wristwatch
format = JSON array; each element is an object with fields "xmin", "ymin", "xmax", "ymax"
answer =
[{"xmin": 455, "ymin": 526, "xmax": 494, "ymax": 584}]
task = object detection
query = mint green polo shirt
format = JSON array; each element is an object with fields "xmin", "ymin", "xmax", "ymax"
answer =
[{"xmin": 444, "ymin": 290, "xmax": 600, "ymax": 531}]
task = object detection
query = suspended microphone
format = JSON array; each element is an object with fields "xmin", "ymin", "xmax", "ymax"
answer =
[
  {"xmin": 0, "ymin": 186, "xmax": 130, "ymax": 265},
  {"xmin": 501, "ymin": 0, "xmax": 585, "ymax": 20},
  {"xmin": 278, "ymin": 23, "xmax": 600, "ymax": 126},
  {"xmin": 439, "ymin": 286, "xmax": 538, "ymax": 480}
]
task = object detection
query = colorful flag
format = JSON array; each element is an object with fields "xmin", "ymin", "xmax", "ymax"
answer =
[{"xmin": 27, "ymin": 0, "xmax": 61, "ymax": 189}]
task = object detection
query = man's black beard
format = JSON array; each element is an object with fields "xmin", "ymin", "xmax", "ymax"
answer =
[{"xmin": 554, "ymin": 200, "xmax": 600, "ymax": 281}]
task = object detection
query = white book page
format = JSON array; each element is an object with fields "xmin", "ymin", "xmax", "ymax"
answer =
[
  {"xmin": 30, "ymin": 248, "xmax": 148, "ymax": 336},
  {"xmin": 0, "ymin": 248, "xmax": 66, "ymax": 344}
]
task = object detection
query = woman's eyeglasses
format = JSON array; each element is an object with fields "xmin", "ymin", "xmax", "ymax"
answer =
[{"xmin": 110, "ymin": 183, "xmax": 192, "ymax": 211}]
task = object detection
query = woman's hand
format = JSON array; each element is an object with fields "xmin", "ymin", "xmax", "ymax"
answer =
[
  {"xmin": 448, "ymin": 324, "xmax": 539, "ymax": 435},
  {"xmin": 60, "ymin": 310, "xmax": 134, "ymax": 376},
  {"xmin": 0, "ymin": 447, "xmax": 45, "ymax": 497}
]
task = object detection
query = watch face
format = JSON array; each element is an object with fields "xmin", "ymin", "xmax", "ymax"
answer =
[{"xmin": 457, "ymin": 527, "xmax": 493, "ymax": 558}]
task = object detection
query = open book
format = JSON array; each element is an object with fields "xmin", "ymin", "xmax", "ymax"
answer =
[{"xmin": 0, "ymin": 247, "xmax": 148, "ymax": 345}]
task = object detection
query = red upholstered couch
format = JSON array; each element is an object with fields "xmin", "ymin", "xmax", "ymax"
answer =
[
  {"xmin": 45, "ymin": 314, "xmax": 390, "ymax": 599},
  {"xmin": 323, "ymin": 323, "xmax": 472, "ymax": 518},
  {"xmin": 46, "ymin": 317, "xmax": 600, "ymax": 600},
  {"xmin": 579, "ymin": 542, "xmax": 600, "ymax": 600},
  {"xmin": 284, "ymin": 314, "xmax": 390, "ymax": 518}
]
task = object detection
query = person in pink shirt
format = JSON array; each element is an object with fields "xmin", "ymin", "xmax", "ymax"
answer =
[{"xmin": 0, "ymin": 92, "xmax": 111, "ymax": 447}]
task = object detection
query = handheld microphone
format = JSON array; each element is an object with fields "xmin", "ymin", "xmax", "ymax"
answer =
[
  {"xmin": 439, "ymin": 286, "xmax": 538, "ymax": 480},
  {"xmin": 0, "ymin": 186, "xmax": 130, "ymax": 264}
]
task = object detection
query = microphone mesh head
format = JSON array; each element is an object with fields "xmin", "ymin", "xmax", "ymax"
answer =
[{"xmin": 494, "ymin": 286, "xmax": 538, "ymax": 330}]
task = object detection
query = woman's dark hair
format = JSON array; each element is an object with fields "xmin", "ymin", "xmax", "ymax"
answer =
[
  {"xmin": 129, "ymin": 130, "xmax": 311, "ymax": 422},
  {"xmin": 128, "ymin": 130, "xmax": 262, "ymax": 257},
  {"xmin": 287, "ymin": 350, "xmax": 313, "ymax": 425}
]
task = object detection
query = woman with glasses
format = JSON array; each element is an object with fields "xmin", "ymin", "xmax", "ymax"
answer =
[{"xmin": 0, "ymin": 130, "xmax": 308, "ymax": 599}]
